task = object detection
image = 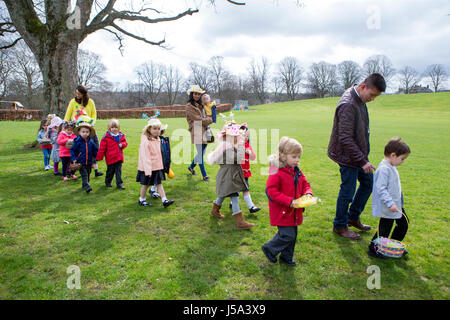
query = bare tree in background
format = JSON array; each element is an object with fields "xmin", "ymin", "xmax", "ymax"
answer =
[
  {"xmin": 0, "ymin": 1, "xmax": 203, "ymax": 115},
  {"xmin": 0, "ymin": 49, "xmax": 12, "ymax": 99},
  {"xmin": 136, "ymin": 61, "xmax": 164, "ymax": 106},
  {"xmin": 337, "ymin": 60, "xmax": 361, "ymax": 91},
  {"xmin": 270, "ymin": 75, "xmax": 284, "ymax": 102},
  {"xmin": 188, "ymin": 62, "xmax": 214, "ymax": 93},
  {"xmin": 248, "ymin": 56, "xmax": 270, "ymax": 104},
  {"xmin": 162, "ymin": 65, "xmax": 183, "ymax": 106},
  {"xmin": 363, "ymin": 54, "xmax": 396, "ymax": 85},
  {"xmin": 77, "ymin": 49, "xmax": 107, "ymax": 90},
  {"xmin": 398, "ymin": 66, "xmax": 420, "ymax": 94},
  {"xmin": 425, "ymin": 64, "xmax": 448, "ymax": 93},
  {"xmin": 9, "ymin": 41, "xmax": 42, "ymax": 109},
  {"xmin": 307, "ymin": 61, "xmax": 338, "ymax": 98},
  {"xmin": 208, "ymin": 56, "xmax": 231, "ymax": 98},
  {"xmin": 277, "ymin": 56, "xmax": 303, "ymax": 101}
]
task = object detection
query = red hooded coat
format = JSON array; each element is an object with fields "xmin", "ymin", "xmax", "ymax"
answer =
[
  {"xmin": 96, "ymin": 131, "xmax": 128, "ymax": 165},
  {"xmin": 266, "ymin": 163, "xmax": 313, "ymax": 226}
]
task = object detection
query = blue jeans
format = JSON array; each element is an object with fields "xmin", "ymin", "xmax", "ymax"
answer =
[
  {"xmin": 334, "ymin": 165, "xmax": 373, "ymax": 229},
  {"xmin": 189, "ymin": 144, "xmax": 207, "ymax": 177},
  {"xmin": 41, "ymin": 148, "xmax": 51, "ymax": 167}
]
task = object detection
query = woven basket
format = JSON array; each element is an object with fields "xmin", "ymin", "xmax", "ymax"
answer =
[
  {"xmin": 70, "ymin": 162, "xmax": 82, "ymax": 172},
  {"xmin": 372, "ymin": 237, "xmax": 406, "ymax": 258}
]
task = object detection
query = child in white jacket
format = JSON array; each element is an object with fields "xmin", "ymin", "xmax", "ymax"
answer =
[{"xmin": 369, "ymin": 137, "xmax": 411, "ymax": 259}]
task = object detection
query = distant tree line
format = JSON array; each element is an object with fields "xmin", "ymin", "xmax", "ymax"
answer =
[{"xmin": 1, "ymin": 43, "xmax": 448, "ymax": 109}]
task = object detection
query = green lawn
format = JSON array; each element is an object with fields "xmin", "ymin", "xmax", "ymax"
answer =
[{"xmin": 0, "ymin": 92, "xmax": 449, "ymax": 299}]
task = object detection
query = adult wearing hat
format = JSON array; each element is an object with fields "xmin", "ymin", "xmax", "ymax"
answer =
[
  {"xmin": 185, "ymin": 85, "xmax": 213, "ymax": 182},
  {"xmin": 64, "ymin": 84, "xmax": 103, "ymax": 177}
]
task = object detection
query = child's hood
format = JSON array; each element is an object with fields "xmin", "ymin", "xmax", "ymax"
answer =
[
  {"xmin": 268, "ymin": 153, "xmax": 280, "ymax": 168},
  {"xmin": 105, "ymin": 131, "xmax": 124, "ymax": 140},
  {"xmin": 267, "ymin": 154, "xmax": 298, "ymax": 176}
]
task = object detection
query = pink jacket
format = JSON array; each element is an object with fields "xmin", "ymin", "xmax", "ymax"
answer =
[
  {"xmin": 138, "ymin": 135, "xmax": 163, "ymax": 176},
  {"xmin": 57, "ymin": 131, "xmax": 77, "ymax": 157}
]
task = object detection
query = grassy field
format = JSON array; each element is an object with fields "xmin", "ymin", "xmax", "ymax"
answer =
[{"xmin": 0, "ymin": 92, "xmax": 448, "ymax": 300}]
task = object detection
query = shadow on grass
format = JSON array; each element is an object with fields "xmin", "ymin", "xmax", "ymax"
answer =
[
  {"xmin": 170, "ymin": 205, "xmax": 301, "ymax": 299},
  {"xmin": 259, "ymin": 260, "xmax": 301, "ymax": 299}
]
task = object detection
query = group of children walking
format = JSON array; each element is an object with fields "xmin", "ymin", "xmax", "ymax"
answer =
[
  {"xmin": 37, "ymin": 115, "xmax": 127, "ymax": 194},
  {"xmin": 37, "ymin": 106, "xmax": 411, "ymax": 265}
]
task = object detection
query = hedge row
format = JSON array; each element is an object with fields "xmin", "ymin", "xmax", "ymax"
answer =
[
  {"xmin": 0, "ymin": 109, "xmax": 43, "ymax": 121},
  {"xmin": 0, "ymin": 104, "xmax": 232, "ymax": 121}
]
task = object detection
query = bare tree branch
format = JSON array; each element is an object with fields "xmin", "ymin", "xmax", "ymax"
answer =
[
  {"xmin": 110, "ymin": 22, "xmax": 165, "ymax": 47},
  {"xmin": 0, "ymin": 37, "xmax": 22, "ymax": 50}
]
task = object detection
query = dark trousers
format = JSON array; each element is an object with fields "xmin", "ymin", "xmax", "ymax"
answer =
[
  {"xmin": 61, "ymin": 157, "xmax": 73, "ymax": 177},
  {"xmin": 369, "ymin": 209, "xmax": 409, "ymax": 252},
  {"xmin": 105, "ymin": 161, "xmax": 123, "ymax": 186},
  {"xmin": 80, "ymin": 165, "xmax": 92, "ymax": 190},
  {"xmin": 334, "ymin": 165, "xmax": 373, "ymax": 229},
  {"xmin": 263, "ymin": 226, "xmax": 298, "ymax": 262}
]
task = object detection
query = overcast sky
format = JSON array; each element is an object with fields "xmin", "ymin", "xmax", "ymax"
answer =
[{"xmin": 79, "ymin": 0, "xmax": 450, "ymax": 92}]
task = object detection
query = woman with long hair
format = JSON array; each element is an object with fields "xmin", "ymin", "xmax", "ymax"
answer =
[
  {"xmin": 64, "ymin": 85, "xmax": 104, "ymax": 177},
  {"xmin": 185, "ymin": 85, "xmax": 213, "ymax": 182}
]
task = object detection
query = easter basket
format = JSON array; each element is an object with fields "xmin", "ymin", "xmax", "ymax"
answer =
[
  {"xmin": 70, "ymin": 162, "xmax": 82, "ymax": 172},
  {"xmin": 372, "ymin": 237, "xmax": 406, "ymax": 258},
  {"xmin": 40, "ymin": 137, "xmax": 51, "ymax": 145},
  {"xmin": 292, "ymin": 194, "xmax": 319, "ymax": 208},
  {"xmin": 372, "ymin": 210, "xmax": 409, "ymax": 258},
  {"xmin": 65, "ymin": 139, "xmax": 74, "ymax": 149}
]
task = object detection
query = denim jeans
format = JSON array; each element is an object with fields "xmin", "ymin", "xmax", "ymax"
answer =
[
  {"xmin": 189, "ymin": 144, "xmax": 207, "ymax": 177},
  {"xmin": 41, "ymin": 148, "xmax": 51, "ymax": 167},
  {"xmin": 334, "ymin": 165, "xmax": 373, "ymax": 229}
]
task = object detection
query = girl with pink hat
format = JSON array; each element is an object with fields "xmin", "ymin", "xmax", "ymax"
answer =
[{"xmin": 207, "ymin": 121, "xmax": 255, "ymax": 230}]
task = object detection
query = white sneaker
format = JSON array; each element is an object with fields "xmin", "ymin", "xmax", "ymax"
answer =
[{"xmin": 44, "ymin": 165, "xmax": 50, "ymax": 171}]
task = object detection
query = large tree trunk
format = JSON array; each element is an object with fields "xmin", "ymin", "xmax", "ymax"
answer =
[{"xmin": 38, "ymin": 40, "xmax": 78, "ymax": 116}]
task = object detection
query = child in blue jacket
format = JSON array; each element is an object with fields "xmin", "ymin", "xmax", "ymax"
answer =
[
  {"xmin": 149, "ymin": 124, "xmax": 172, "ymax": 198},
  {"xmin": 71, "ymin": 123, "xmax": 98, "ymax": 193}
]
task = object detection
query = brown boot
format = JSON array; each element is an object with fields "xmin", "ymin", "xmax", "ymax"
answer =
[
  {"xmin": 211, "ymin": 202, "xmax": 225, "ymax": 219},
  {"xmin": 332, "ymin": 227, "xmax": 360, "ymax": 240},
  {"xmin": 348, "ymin": 219, "xmax": 372, "ymax": 231},
  {"xmin": 233, "ymin": 211, "xmax": 254, "ymax": 229}
]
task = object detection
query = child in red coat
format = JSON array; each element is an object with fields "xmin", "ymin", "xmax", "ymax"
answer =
[
  {"xmin": 96, "ymin": 119, "xmax": 128, "ymax": 189},
  {"xmin": 262, "ymin": 137, "xmax": 313, "ymax": 266},
  {"xmin": 239, "ymin": 123, "xmax": 261, "ymax": 213}
]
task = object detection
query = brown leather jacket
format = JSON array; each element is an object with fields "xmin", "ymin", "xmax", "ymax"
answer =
[
  {"xmin": 327, "ymin": 87, "xmax": 370, "ymax": 169},
  {"xmin": 185, "ymin": 102, "xmax": 213, "ymax": 144}
]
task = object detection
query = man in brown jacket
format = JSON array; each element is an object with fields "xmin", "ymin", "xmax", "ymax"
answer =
[{"xmin": 328, "ymin": 73, "xmax": 386, "ymax": 240}]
